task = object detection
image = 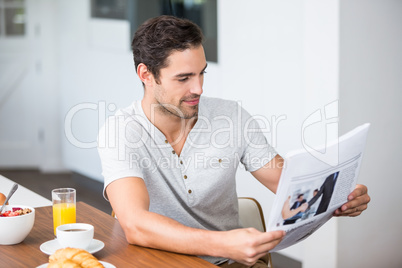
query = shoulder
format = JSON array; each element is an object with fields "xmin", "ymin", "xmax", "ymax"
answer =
[
  {"xmin": 106, "ymin": 101, "xmax": 147, "ymax": 127},
  {"xmin": 113, "ymin": 101, "xmax": 142, "ymax": 118},
  {"xmin": 99, "ymin": 101, "xmax": 149, "ymax": 141}
]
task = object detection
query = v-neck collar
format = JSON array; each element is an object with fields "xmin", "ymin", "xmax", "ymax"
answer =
[{"xmin": 134, "ymin": 98, "xmax": 204, "ymax": 155}]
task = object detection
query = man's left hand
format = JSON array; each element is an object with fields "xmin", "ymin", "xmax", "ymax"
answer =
[{"xmin": 333, "ymin": 184, "xmax": 370, "ymax": 217}]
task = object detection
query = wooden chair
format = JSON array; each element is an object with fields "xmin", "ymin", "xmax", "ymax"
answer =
[{"xmin": 111, "ymin": 197, "xmax": 273, "ymax": 267}]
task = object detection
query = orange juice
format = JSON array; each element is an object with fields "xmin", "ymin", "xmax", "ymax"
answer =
[{"xmin": 53, "ymin": 203, "xmax": 76, "ymax": 235}]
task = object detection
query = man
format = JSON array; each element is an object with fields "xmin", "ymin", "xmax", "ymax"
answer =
[
  {"xmin": 283, "ymin": 194, "xmax": 307, "ymax": 225},
  {"xmin": 98, "ymin": 15, "xmax": 370, "ymax": 267}
]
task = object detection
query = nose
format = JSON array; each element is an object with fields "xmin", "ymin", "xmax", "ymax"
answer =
[{"xmin": 190, "ymin": 77, "xmax": 203, "ymax": 95}]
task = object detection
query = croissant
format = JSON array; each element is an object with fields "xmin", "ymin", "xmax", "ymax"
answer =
[{"xmin": 47, "ymin": 248, "xmax": 104, "ymax": 268}]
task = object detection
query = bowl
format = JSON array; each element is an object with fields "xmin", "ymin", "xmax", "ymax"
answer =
[{"xmin": 0, "ymin": 205, "xmax": 35, "ymax": 245}]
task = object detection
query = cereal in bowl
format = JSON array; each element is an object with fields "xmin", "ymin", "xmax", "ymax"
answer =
[{"xmin": 0, "ymin": 207, "xmax": 32, "ymax": 217}]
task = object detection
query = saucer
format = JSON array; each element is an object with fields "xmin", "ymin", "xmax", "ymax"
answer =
[
  {"xmin": 37, "ymin": 261, "xmax": 115, "ymax": 268},
  {"xmin": 39, "ymin": 238, "xmax": 105, "ymax": 255}
]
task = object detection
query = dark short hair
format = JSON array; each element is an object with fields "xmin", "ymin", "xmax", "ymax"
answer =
[{"xmin": 132, "ymin": 15, "xmax": 204, "ymax": 82}]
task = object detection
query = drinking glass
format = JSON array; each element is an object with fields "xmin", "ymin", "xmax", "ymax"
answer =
[{"xmin": 52, "ymin": 188, "xmax": 76, "ymax": 236}]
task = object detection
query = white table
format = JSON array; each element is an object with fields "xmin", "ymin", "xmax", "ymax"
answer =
[{"xmin": 0, "ymin": 174, "xmax": 52, "ymax": 207}]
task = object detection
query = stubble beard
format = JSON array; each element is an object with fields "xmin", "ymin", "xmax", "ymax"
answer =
[
  {"xmin": 157, "ymin": 102, "xmax": 199, "ymax": 119},
  {"xmin": 156, "ymin": 95, "xmax": 200, "ymax": 120}
]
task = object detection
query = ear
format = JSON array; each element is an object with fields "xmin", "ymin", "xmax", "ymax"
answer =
[{"xmin": 137, "ymin": 63, "xmax": 154, "ymax": 87}]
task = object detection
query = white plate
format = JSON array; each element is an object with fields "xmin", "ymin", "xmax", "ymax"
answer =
[
  {"xmin": 39, "ymin": 238, "xmax": 105, "ymax": 255},
  {"xmin": 37, "ymin": 260, "xmax": 115, "ymax": 268}
]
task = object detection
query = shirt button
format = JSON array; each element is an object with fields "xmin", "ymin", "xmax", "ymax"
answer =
[
  {"xmin": 219, "ymin": 159, "xmax": 222, "ymax": 163},
  {"xmin": 165, "ymin": 140, "xmax": 168, "ymax": 144},
  {"xmin": 188, "ymin": 189, "xmax": 192, "ymax": 194},
  {"xmin": 172, "ymin": 150, "xmax": 175, "ymax": 154},
  {"xmin": 184, "ymin": 175, "xmax": 187, "ymax": 179},
  {"xmin": 180, "ymin": 160, "xmax": 183, "ymax": 165}
]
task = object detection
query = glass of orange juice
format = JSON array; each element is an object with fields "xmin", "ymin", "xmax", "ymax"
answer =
[{"xmin": 52, "ymin": 188, "xmax": 76, "ymax": 236}]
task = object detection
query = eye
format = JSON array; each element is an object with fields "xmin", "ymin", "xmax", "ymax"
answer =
[{"xmin": 178, "ymin": 77, "xmax": 189, "ymax": 82}]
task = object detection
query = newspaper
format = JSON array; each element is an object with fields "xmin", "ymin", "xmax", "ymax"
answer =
[{"xmin": 267, "ymin": 123, "xmax": 370, "ymax": 252}]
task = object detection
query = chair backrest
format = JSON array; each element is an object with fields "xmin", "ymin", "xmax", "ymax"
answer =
[
  {"xmin": 238, "ymin": 197, "xmax": 266, "ymax": 232},
  {"xmin": 238, "ymin": 197, "xmax": 273, "ymax": 268}
]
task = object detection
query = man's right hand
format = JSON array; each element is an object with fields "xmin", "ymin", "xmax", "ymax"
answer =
[{"xmin": 220, "ymin": 228, "xmax": 285, "ymax": 266}]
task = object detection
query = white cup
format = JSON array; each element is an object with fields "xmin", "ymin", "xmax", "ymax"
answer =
[{"xmin": 56, "ymin": 223, "xmax": 94, "ymax": 249}]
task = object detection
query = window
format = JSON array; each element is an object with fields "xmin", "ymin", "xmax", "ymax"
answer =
[
  {"xmin": 91, "ymin": 0, "xmax": 126, "ymax": 20},
  {"xmin": 0, "ymin": 0, "xmax": 25, "ymax": 36},
  {"xmin": 91, "ymin": 0, "xmax": 218, "ymax": 62}
]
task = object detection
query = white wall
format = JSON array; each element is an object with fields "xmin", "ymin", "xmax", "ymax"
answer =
[
  {"xmin": 57, "ymin": 0, "xmax": 138, "ymax": 179},
  {"xmin": 220, "ymin": 0, "xmax": 307, "ymax": 262},
  {"xmin": 338, "ymin": 1, "xmax": 402, "ymax": 267},
  {"xmin": 300, "ymin": 2, "xmax": 340, "ymax": 267}
]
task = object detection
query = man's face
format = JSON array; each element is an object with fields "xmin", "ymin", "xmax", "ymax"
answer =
[
  {"xmin": 150, "ymin": 45, "xmax": 207, "ymax": 119},
  {"xmin": 298, "ymin": 195, "xmax": 304, "ymax": 201}
]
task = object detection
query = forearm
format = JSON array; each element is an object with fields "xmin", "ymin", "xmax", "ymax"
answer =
[
  {"xmin": 120, "ymin": 210, "xmax": 285, "ymax": 266},
  {"xmin": 120, "ymin": 209, "xmax": 224, "ymax": 257},
  {"xmin": 107, "ymin": 177, "xmax": 285, "ymax": 264},
  {"xmin": 107, "ymin": 177, "xmax": 223, "ymax": 257}
]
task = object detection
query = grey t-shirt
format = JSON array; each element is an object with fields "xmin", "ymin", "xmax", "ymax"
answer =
[{"xmin": 98, "ymin": 96, "xmax": 277, "ymax": 264}]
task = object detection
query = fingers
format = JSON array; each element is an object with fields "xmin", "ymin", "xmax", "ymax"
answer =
[
  {"xmin": 240, "ymin": 251, "xmax": 270, "ymax": 267},
  {"xmin": 334, "ymin": 205, "xmax": 365, "ymax": 217},
  {"xmin": 255, "ymin": 231, "xmax": 284, "ymax": 256},
  {"xmin": 334, "ymin": 198, "xmax": 369, "ymax": 216},
  {"xmin": 260, "ymin": 230, "xmax": 285, "ymax": 249},
  {"xmin": 238, "ymin": 230, "xmax": 285, "ymax": 266},
  {"xmin": 249, "ymin": 229, "xmax": 284, "ymax": 250},
  {"xmin": 347, "ymin": 184, "xmax": 367, "ymax": 201},
  {"xmin": 334, "ymin": 184, "xmax": 371, "ymax": 217}
]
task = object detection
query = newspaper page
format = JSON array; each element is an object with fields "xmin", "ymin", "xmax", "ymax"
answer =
[{"xmin": 267, "ymin": 123, "xmax": 370, "ymax": 252}]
